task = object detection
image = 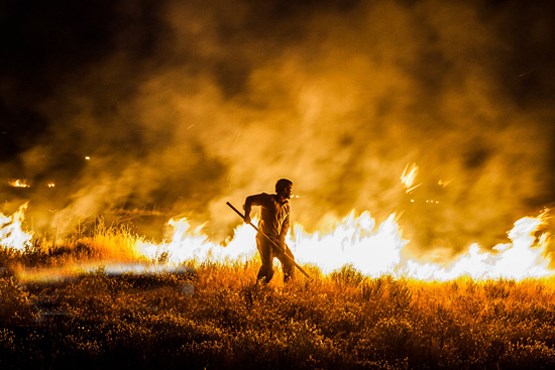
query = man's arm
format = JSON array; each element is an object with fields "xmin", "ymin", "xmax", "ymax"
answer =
[{"xmin": 243, "ymin": 193, "xmax": 267, "ymax": 224}]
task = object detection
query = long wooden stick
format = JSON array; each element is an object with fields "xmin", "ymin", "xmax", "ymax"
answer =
[{"xmin": 226, "ymin": 202, "xmax": 311, "ymax": 280}]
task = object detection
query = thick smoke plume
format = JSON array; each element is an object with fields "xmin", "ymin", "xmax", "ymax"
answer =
[{"xmin": 1, "ymin": 0, "xmax": 554, "ymax": 254}]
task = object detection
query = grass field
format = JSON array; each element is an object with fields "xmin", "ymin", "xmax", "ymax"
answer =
[
  {"xmin": 2, "ymin": 238, "xmax": 555, "ymax": 370},
  {"xmin": 1, "ymin": 209, "xmax": 555, "ymax": 369}
]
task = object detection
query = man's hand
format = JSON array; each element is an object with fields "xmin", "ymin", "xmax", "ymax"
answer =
[{"xmin": 243, "ymin": 202, "xmax": 252, "ymax": 224}]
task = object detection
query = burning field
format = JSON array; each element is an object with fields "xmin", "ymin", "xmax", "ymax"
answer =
[
  {"xmin": 2, "ymin": 202, "xmax": 555, "ymax": 369},
  {"xmin": 2, "ymin": 0, "xmax": 555, "ymax": 368}
]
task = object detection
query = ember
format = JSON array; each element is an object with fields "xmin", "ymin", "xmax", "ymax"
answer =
[{"xmin": 400, "ymin": 163, "xmax": 421, "ymax": 194}]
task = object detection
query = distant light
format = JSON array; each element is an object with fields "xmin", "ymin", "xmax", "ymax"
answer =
[
  {"xmin": 47, "ymin": 183, "xmax": 56, "ymax": 188},
  {"xmin": 410, "ymin": 199, "xmax": 415, "ymax": 203},
  {"xmin": 8, "ymin": 179, "xmax": 31, "ymax": 188},
  {"xmin": 85, "ymin": 156, "xmax": 91, "ymax": 161}
]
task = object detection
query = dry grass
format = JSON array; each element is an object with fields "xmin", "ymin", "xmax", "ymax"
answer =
[{"xmin": 2, "ymin": 239, "xmax": 555, "ymax": 369}]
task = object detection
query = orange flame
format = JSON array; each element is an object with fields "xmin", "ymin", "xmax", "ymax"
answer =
[
  {"xmin": 0, "ymin": 203, "xmax": 33, "ymax": 251},
  {"xmin": 292, "ymin": 211, "xmax": 407, "ymax": 276},
  {"xmin": 2, "ymin": 203, "xmax": 552, "ymax": 281},
  {"xmin": 136, "ymin": 217, "xmax": 257, "ymax": 265},
  {"xmin": 404, "ymin": 211, "xmax": 551, "ymax": 280},
  {"xmin": 132, "ymin": 208, "xmax": 553, "ymax": 281},
  {"xmin": 8, "ymin": 179, "xmax": 31, "ymax": 188}
]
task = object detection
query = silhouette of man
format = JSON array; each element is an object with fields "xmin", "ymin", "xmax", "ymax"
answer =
[{"xmin": 243, "ymin": 178, "xmax": 295, "ymax": 283}]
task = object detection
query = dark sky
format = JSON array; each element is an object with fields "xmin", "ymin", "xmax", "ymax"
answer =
[{"xmin": 1, "ymin": 0, "xmax": 554, "ymax": 252}]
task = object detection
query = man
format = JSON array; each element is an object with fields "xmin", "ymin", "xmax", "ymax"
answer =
[{"xmin": 243, "ymin": 178, "xmax": 295, "ymax": 283}]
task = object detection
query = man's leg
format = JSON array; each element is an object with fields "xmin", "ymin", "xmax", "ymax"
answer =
[
  {"xmin": 276, "ymin": 244, "xmax": 295, "ymax": 283},
  {"xmin": 256, "ymin": 236, "xmax": 274, "ymax": 283}
]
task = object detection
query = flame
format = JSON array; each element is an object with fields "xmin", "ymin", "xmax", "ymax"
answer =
[
  {"xmin": 2, "ymin": 202, "xmax": 553, "ymax": 282},
  {"xmin": 400, "ymin": 163, "xmax": 421, "ymax": 193},
  {"xmin": 292, "ymin": 212, "xmax": 407, "ymax": 276},
  {"xmin": 139, "ymin": 210, "xmax": 551, "ymax": 281},
  {"xmin": 8, "ymin": 179, "xmax": 31, "ymax": 188},
  {"xmin": 136, "ymin": 217, "xmax": 256, "ymax": 265},
  {"xmin": 405, "ymin": 211, "xmax": 551, "ymax": 280},
  {"xmin": 0, "ymin": 203, "xmax": 33, "ymax": 251}
]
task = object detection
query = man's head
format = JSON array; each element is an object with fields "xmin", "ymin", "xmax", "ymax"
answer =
[{"xmin": 275, "ymin": 178, "xmax": 293, "ymax": 199}]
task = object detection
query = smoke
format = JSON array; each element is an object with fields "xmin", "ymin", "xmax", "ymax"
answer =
[{"xmin": 1, "ymin": 0, "xmax": 553, "ymax": 252}]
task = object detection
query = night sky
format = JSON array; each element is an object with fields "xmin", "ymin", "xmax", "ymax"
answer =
[{"xmin": 1, "ymin": 0, "xmax": 554, "ymax": 254}]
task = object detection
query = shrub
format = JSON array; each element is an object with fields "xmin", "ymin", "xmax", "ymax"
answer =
[{"xmin": 0, "ymin": 277, "xmax": 39, "ymax": 325}]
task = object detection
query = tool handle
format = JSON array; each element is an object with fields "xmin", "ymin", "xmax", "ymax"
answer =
[
  {"xmin": 226, "ymin": 201, "xmax": 311, "ymax": 280},
  {"xmin": 226, "ymin": 201, "xmax": 247, "ymax": 220}
]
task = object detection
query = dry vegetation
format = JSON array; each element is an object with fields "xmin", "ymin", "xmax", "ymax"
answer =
[{"xmin": 2, "ymin": 235, "xmax": 555, "ymax": 370}]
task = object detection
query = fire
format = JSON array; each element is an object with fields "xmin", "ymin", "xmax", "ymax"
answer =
[
  {"xmin": 293, "ymin": 212, "xmax": 406, "ymax": 276},
  {"xmin": 131, "ymin": 208, "xmax": 552, "ymax": 281},
  {"xmin": 406, "ymin": 211, "xmax": 551, "ymax": 280},
  {"xmin": 1, "ymin": 203, "xmax": 552, "ymax": 282},
  {"xmin": 140, "ymin": 209, "xmax": 551, "ymax": 281},
  {"xmin": 8, "ymin": 179, "xmax": 31, "ymax": 188},
  {"xmin": 136, "ymin": 217, "xmax": 256, "ymax": 265},
  {"xmin": 400, "ymin": 163, "xmax": 421, "ymax": 193},
  {"xmin": 0, "ymin": 203, "xmax": 33, "ymax": 251}
]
